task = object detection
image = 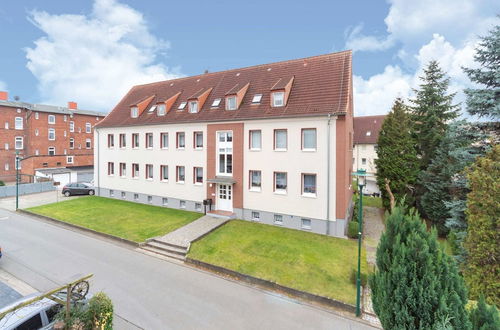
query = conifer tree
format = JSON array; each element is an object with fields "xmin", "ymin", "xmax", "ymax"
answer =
[
  {"xmin": 463, "ymin": 23, "xmax": 500, "ymax": 120},
  {"xmin": 410, "ymin": 60, "xmax": 460, "ymax": 171},
  {"xmin": 375, "ymin": 98, "xmax": 419, "ymax": 209},
  {"xmin": 469, "ymin": 295, "xmax": 500, "ymax": 330},
  {"xmin": 370, "ymin": 206, "xmax": 470, "ymax": 329},
  {"xmin": 464, "ymin": 145, "xmax": 500, "ymax": 306}
]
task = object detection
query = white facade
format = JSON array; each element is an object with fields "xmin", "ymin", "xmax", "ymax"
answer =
[
  {"xmin": 95, "ymin": 115, "xmax": 347, "ymax": 237},
  {"xmin": 353, "ymin": 143, "xmax": 380, "ymax": 195}
]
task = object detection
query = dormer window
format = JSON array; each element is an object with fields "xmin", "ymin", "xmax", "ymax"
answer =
[
  {"xmin": 130, "ymin": 106, "xmax": 138, "ymax": 118},
  {"xmin": 272, "ymin": 92, "xmax": 285, "ymax": 107},
  {"xmin": 226, "ymin": 96, "xmax": 237, "ymax": 110},
  {"xmin": 211, "ymin": 98, "xmax": 221, "ymax": 107},
  {"xmin": 178, "ymin": 102, "xmax": 187, "ymax": 110},
  {"xmin": 157, "ymin": 104, "xmax": 166, "ymax": 116},
  {"xmin": 252, "ymin": 94, "xmax": 262, "ymax": 104},
  {"xmin": 188, "ymin": 100, "xmax": 198, "ymax": 113}
]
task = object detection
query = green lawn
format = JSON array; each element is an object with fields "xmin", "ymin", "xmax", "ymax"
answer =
[
  {"xmin": 26, "ymin": 196, "xmax": 201, "ymax": 242},
  {"xmin": 352, "ymin": 194, "xmax": 383, "ymax": 209},
  {"xmin": 188, "ymin": 220, "xmax": 369, "ymax": 305}
]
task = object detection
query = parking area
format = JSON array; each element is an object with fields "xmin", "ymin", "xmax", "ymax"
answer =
[
  {"xmin": 0, "ymin": 269, "xmax": 37, "ymax": 309},
  {"xmin": 0, "ymin": 191, "xmax": 84, "ymax": 211}
]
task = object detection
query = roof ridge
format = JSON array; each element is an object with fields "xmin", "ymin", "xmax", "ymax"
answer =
[{"xmin": 132, "ymin": 50, "xmax": 352, "ymax": 89}]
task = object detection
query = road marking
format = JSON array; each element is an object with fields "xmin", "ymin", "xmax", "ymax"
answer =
[{"xmin": 0, "ymin": 216, "xmax": 9, "ymax": 220}]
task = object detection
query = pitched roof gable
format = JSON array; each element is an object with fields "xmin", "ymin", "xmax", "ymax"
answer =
[
  {"xmin": 353, "ymin": 115, "xmax": 386, "ymax": 144},
  {"xmin": 97, "ymin": 51, "xmax": 353, "ymax": 127}
]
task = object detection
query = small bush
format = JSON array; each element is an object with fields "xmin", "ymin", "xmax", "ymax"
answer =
[
  {"xmin": 469, "ymin": 295, "xmax": 500, "ymax": 330},
  {"xmin": 85, "ymin": 292, "xmax": 113, "ymax": 330},
  {"xmin": 350, "ymin": 268, "xmax": 367, "ymax": 287},
  {"xmin": 348, "ymin": 221, "xmax": 359, "ymax": 239},
  {"xmin": 0, "ymin": 181, "xmax": 5, "ymax": 186}
]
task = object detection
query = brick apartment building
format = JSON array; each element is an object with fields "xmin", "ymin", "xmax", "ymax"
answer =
[{"xmin": 0, "ymin": 91, "xmax": 106, "ymax": 183}]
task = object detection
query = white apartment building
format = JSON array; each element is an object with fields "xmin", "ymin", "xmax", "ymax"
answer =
[
  {"xmin": 95, "ymin": 51, "xmax": 354, "ymax": 237},
  {"xmin": 352, "ymin": 115, "xmax": 386, "ymax": 195}
]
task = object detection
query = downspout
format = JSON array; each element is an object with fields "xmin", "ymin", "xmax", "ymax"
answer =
[
  {"xmin": 96, "ymin": 129, "xmax": 100, "ymax": 196},
  {"xmin": 326, "ymin": 113, "xmax": 332, "ymax": 236}
]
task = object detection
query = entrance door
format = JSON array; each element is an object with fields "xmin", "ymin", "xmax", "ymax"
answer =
[{"xmin": 217, "ymin": 184, "xmax": 233, "ymax": 212}]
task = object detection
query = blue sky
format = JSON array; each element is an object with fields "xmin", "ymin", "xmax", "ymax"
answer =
[{"xmin": 0, "ymin": 0, "xmax": 498, "ymax": 115}]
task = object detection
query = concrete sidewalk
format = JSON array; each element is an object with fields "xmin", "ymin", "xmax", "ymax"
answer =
[
  {"xmin": 154, "ymin": 215, "xmax": 228, "ymax": 248},
  {"xmin": 0, "ymin": 191, "xmax": 83, "ymax": 211}
]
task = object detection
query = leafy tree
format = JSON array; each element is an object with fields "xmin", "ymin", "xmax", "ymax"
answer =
[
  {"xmin": 410, "ymin": 60, "xmax": 460, "ymax": 172},
  {"xmin": 375, "ymin": 98, "xmax": 419, "ymax": 209},
  {"xmin": 420, "ymin": 121, "xmax": 488, "ymax": 237},
  {"xmin": 370, "ymin": 205, "xmax": 470, "ymax": 329},
  {"xmin": 463, "ymin": 23, "xmax": 500, "ymax": 120},
  {"xmin": 464, "ymin": 145, "xmax": 500, "ymax": 306},
  {"xmin": 469, "ymin": 295, "xmax": 500, "ymax": 330}
]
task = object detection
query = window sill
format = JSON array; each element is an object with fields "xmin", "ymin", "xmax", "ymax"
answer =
[
  {"xmin": 176, "ymin": 181, "xmax": 185, "ymax": 184},
  {"xmin": 249, "ymin": 187, "xmax": 261, "ymax": 192},
  {"xmin": 301, "ymin": 193, "xmax": 317, "ymax": 198},
  {"xmin": 161, "ymin": 147, "xmax": 169, "ymax": 150},
  {"xmin": 146, "ymin": 178, "xmax": 153, "ymax": 181},
  {"xmin": 252, "ymin": 218, "xmax": 260, "ymax": 222},
  {"xmin": 108, "ymin": 175, "xmax": 114, "ymax": 177},
  {"xmin": 274, "ymin": 222, "xmax": 284, "ymax": 226},
  {"xmin": 195, "ymin": 147, "xmax": 203, "ymax": 151},
  {"xmin": 177, "ymin": 148, "xmax": 185, "ymax": 151},
  {"xmin": 274, "ymin": 148, "xmax": 287, "ymax": 152},
  {"xmin": 274, "ymin": 190, "xmax": 287, "ymax": 195},
  {"xmin": 301, "ymin": 226, "xmax": 312, "ymax": 231},
  {"xmin": 146, "ymin": 147, "xmax": 153, "ymax": 150},
  {"xmin": 194, "ymin": 182, "xmax": 203, "ymax": 186},
  {"xmin": 161, "ymin": 179, "xmax": 169, "ymax": 183},
  {"xmin": 249, "ymin": 148, "xmax": 261, "ymax": 152},
  {"xmin": 120, "ymin": 176, "xmax": 126, "ymax": 179},
  {"xmin": 132, "ymin": 177, "xmax": 139, "ymax": 180},
  {"xmin": 302, "ymin": 148, "xmax": 317, "ymax": 152}
]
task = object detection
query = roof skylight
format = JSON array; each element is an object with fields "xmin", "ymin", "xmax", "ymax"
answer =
[
  {"xmin": 252, "ymin": 94, "xmax": 262, "ymax": 104},
  {"xmin": 211, "ymin": 98, "xmax": 221, "ymax": 107},
  {"xmin": 178, "ymin": 102, "xmax": 187, "ymax": 110},
  {"xmin": 148, "ymin": 105, "xmax": 157, "ymax": 113}
]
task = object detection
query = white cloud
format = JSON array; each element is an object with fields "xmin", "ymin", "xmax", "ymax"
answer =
[
  {"xmin": 348, "ymin": 0, "xmax": 497, "ymax": 116},
  {"xmin": 25, "ymin": 0, "xmax": 181, "ymax": 112}
]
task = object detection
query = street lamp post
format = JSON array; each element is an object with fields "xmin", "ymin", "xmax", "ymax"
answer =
[{"xmin": 352, "ymin": 169, "xmax": 367, "ymax": 317}]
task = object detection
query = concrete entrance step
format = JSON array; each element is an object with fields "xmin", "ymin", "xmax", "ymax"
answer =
[
  {"xmin": 149, "ymin": 239, "xmax": 187, "ymax": 251},
  {"xmin": 146, "ymin": 240, "xmax": 187, "ymax": 256},
  {"xmin": 206, "ymin": 210, "xmax": 236, "ymax": 220},
  {"xmin": 139, "ymin": 245, "xmax": 186, "ymax": 261}
]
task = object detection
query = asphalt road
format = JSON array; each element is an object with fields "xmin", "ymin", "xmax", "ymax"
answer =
[{"xmin": 0, "ymin": 208, "xmax": 376, "ymax": 330}]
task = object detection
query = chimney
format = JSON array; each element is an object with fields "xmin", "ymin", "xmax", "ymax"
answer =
[
  {"xmin": 68, "ymin": 101, "xmax": 77, "ymax": 110},
  {"xmin": 0, "ymin": 91, "xmax": 8, "ymax": 101}
]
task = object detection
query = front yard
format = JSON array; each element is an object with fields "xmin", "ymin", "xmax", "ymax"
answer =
[
  {"xmin": 188, "ymin": 220, "xmax": 368, "ymax": 305},
  {"xmin": 26, "ymin": 196, "xmax": 201, "ymax": 242}
]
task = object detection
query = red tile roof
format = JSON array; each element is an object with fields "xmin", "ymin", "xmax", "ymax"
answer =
[
  {"xmin": 353, "ymin": 115, "xmax": 386, "ymax": 144},
  {"xmin": 97, "ymin": 51, "xmax": 352, "ymax": 128}
]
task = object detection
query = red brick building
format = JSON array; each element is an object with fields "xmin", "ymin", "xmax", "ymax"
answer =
[{"xmin": 0, "ymin": 92, "xmax": 105, "ymax": 182}]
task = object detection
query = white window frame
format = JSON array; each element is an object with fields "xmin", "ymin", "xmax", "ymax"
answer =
[
  {"xmin": 35, "ymin": 112, "xmax": 39, "ymax": 120},
  {"xmin": 48, "ymin": 146, "xmax": 56, "ymax": 156},
  {"xmin": 274, "ymin": 172, "xmax": 287, "ymax": 194},
  {"xmin": 48, "ymin": 128, "xmax": 56, "ymax": 140},
  {"xmin": 272, "ymin": 91, "xmax": 285, "ymax": 107},
  {"xmin": 249, "ymin": 130, "xmax": 261, "ymax": 150},
  {"xmin": 217, "ymin": 131, "xmax": 233, "ymax": 176},
  {"xmin": 176, "ymin": 132, "xmax": 185, "ymax": 149},
  {"xmin": 302, "ymin": 173, "xmax": 317, "ymax": 197},
  {"xmin": 252, "ymin": 94, "xmax": 262, "ymax": 104},
  {"xmin": 160, "ymin": 165, "xmax": 168, "ymax": 182},
  {"xmin": 15, "ymin": 137, "xmax": 23, "ymax": 150},
  {"xmin": 302, "ymin": 128, "xmax": 317, "ymax": 151},
  {"xmin": 132, "ymin": 163, "xmax": 139, "ymax": 179},
  {"xmin": 188, "ymin": 100, "xmax": 198, "ymax": 113},
  {"xmin": 132, "ymin": 133, "xmax": 139, "ymax": 148},
  {"xmin": 249, "ymin": 170, "xmax": 261, "ymax": 191},
  {"xmin": 108, "ymin": 134, "xmax": 114, "ymax": 148},
  {"xmin": 15, "ymin": 117, "xmax": 23, "ymax": 130},
  {"xmin": 194, "ymin": 132, "xmax": 203, "ymax": 149},
  {"xmin": 69, "ymin": 138, "xmax": 74, "ymax": 149},
  {"xmin": 4, "ymin": 122, "xmax": 8, "ymax": 129},
  {"xmin": 274, "ymin": 214, "xmax": 284, "ymax": 225},
  {"xmin": 225, "ymin": 96, "xmax": 237, "ymax": 110},
  {"xmin": 120, "ymin": 162, "xmax": 126, "ymax": 177},
  {"xmin": 157, "ymin": 104, "xmax": 166, "ymax": 116},
  {"xmin": 361, "ymin": 158, "xmax": 367, "ymax": 165},
  {"xmin": 48, "ymin": 115, "xmax": 56, "ymax": 124},
  {"xmin": 146, "ymin": 133, "xmax": 153, "ymax": 149},
  {"xmin": 251, "ymin": 211, "xmax": 260, "ymax": 221},
  {"xmin": 274, "ymin": 129, "xmax": 287, "ymax": 151},
  {"xmin": 180, "ymin": 200, "xmax": 186, "ymax": 209},
  {"xmin": 35, "ymin": 149, "xmax": 39, "ymax": 155},
  {"xmin": 119, "ymin": 134, "xmax": 126, "ymax": 148},
  {"xmin": 66, "ymin": 156, "xmax": 74, "ymax": 164},
  {"xmin": 4, "ymin": 163, "xmax": 9, "ymax": 171},
  {"xmin": 146, "ymin": 164, "xmax": 153, "ymax": 180},
  {"xmin": 161, "ymin": 133, "xmax": 168, "ymax": 149},
  {"xmin": 131, "ymin": 106, "xmax": 138, "ymax": 118},
  {"xmin": 301, "ymin": 218, "xmax": 312, "ymax": 230},
  {"xmin": 177, "ymin": 166, "xmax": 185, "ymax": 183},
  {"xmin": 211, "ymin": 98, "xmax": 221, "ymax": 107},
  {"xmin": 69, "ymin": 121, "xmax": 74, "ymax": 132},
  {"xmin": 86, "ymin": 123, "xmax": 91, "ymax": 133},
  {"xmin": 4, "ymin": 143, "xmax": 8, "ymax": 150},
  {"xmin": 178, "ymin": 102, "xmax": 187, "ymax": 110},
  {"xmin": 194, "ymin": 167, "xmax": 203, "ymax": 184},
  {"xmin": 108, "ymin": 162, "xmax": 114, "ymax": 176},
  {"xmin": 64, "ymin": 115, "xmax": 67, "ymax": 122},
  {"xmin": 85, "ymin": 138, "xmax": 91, "ymax": 149}
]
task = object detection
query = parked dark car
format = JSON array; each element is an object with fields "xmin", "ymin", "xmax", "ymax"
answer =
[{"xmin": 62, "ymin": 182, "xmax": 95, "ymax": 197}]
